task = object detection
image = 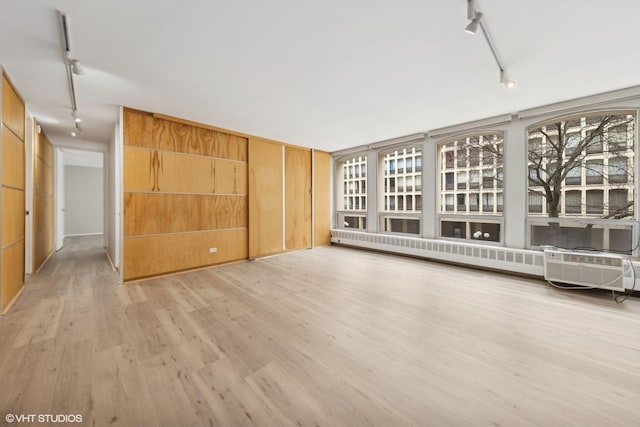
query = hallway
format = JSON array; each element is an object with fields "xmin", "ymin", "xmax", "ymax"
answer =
[{"xmin": 0, "ymin": 236, "xmax": 117, "ymax": 422}]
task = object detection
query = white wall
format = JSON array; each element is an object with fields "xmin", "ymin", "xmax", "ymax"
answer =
[
  {"xmin": 106, "ymin": 118, "xmax": 121, "ymax": 270},
  {"xmin": 54, "ymin": 148, "xmax": 65, "ymax": 250},
  {"xmin": 64, "ymin": 165, "xmax": 103, "ymax": 236},
  {"xmin": 24, "ymin": 114, "xmax": 34, "ymax": 273}
]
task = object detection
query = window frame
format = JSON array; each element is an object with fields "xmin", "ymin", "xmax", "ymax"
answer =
[
  {"xmin": 335, "ymin": 153, "xmax": 369, "ymax": 231},
  {"xmin": 525, "ymin": 109, "xmax": 638, "ymax": 253},
  {"xmin": 436, "ymin": 132, "xmax": 505, "ymax": 244},
  {"xmin": 377, "ymin": 145, "xmax": 423, "ymax": 236}
]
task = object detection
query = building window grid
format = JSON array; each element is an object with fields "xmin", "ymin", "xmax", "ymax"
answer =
[
  {"xmin": 341, "ymin": 156, "xmax": 368, "ymax": 212},
  {"xmin": 382, "ymin": 147, "xmax": 422, "ymax": 213},
  {"xmin": 440, "ymin": 135, "xmax": 504, "ymax": 215},
  {"xmin": 527, "ymin": 115, "xmax": 635, "ymax": 218}
]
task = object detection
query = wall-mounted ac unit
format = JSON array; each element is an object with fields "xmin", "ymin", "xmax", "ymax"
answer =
[{"xmin": 543, "ymin": 249, "xmax": 625, "ymax": 291}]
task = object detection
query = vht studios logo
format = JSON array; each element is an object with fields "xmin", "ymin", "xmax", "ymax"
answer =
[{"xmin": 5, "ymin": 414, "xmax": 83, "ymax": 423}]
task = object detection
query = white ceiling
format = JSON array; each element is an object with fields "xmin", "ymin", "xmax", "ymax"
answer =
[{"xmin": 2, "ymin": 0, "xmax": 640, "ymax": 152}]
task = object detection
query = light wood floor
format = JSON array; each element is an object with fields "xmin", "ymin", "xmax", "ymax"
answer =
[{"xmin": 1, "ymin": 236, "xmax": 639, "ymax": 426}]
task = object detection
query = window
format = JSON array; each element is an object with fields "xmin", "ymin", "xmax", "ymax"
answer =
[
  {"xmin": 608, "ymin": 157, "xmax": 627, "ymax": 183},
  {"xmin": 337, "ymin": 155, "xmax": 368, "ymax": 230},
  {"xmin": 528, "ymin": 192, "xmax": 543, "ymax": 213},
  {"xmin": 528, "ymin": 112, "xmax": 635, "ymax": 219},
  {"xmin": 586, "ymin": 190, "xmax": 603, "ymax": 214},
  {"xmin": 565, "ymin": 166, "xmax": 581, "ymax": 185},
  {"xmin": 564, "ymin": 190, "xmax": 581, "ymax": 214},
  {"xmin": 609, "ymin": 189, "xmax": 630, "ymax": 215},
  {"xmin": 439, "ymin": 133, "xmax": 504, "ymax": 242},
  {"xmin": 527, "ymin": 111, "xmax": 636, "ymax": 252},
  {"xmin": 565, "ymin": 132, "xmax": 580, "ymax": 156},
  {"xmin": 444, "ymin": 173, "xmax": 454, "ymax": 190},
  {"xmin": 380, "ymin": 146, "xmax": 422, "ymax": 234},
  {"xmin": 585, "ymin": 159, "xmax": 603, "ymax": 185}
]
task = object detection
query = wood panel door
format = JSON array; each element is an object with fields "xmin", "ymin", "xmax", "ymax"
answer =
[
  {"xmin": 33, "ymin": 128, "xmax": 53, "ymax": 271},
  {"xmin": 313, "ymin": 150, "xmax": 332, "ymax": 247},
  {"xmin": 285, "ymin": 146, "xmax": 311, "ymax": 251},
  {"xmin": 1, "ymin": 72, "xmax": 26, "ymax": 312},
  {"xmin": 248, "ymin": 139, "xmax": 283, "ymax": 258}
]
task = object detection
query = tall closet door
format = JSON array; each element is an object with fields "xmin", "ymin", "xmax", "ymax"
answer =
[
  {"xmin": 248, "ymin": 139, "xmax": 284, "ymax": 258},
  {"xmin": 1, "ymin": 72, "xmax": 26, "ymax": 313},
  {"xmin": 285, "ymin": 146, "xmax": 311, "ymax": 251}
]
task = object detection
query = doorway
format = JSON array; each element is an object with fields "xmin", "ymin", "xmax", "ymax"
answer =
[{"xmin": 55, "ymin": 148, "xmax": 104, "ymax": 251}]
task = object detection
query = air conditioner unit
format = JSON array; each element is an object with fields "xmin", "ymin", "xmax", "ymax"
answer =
[{"xmin": 543, "ymin": 248, "xmax": 625, "ymax": 291}]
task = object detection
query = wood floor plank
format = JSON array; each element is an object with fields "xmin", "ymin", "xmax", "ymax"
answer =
[{"xmin": 0, "ymin": 236, "xmax": 639, "ymax": 426}]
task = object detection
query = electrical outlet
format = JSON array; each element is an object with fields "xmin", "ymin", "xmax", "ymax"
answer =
[{"xmin": 209, "ymin": 247, "xmax": 217, "ymax": 253}]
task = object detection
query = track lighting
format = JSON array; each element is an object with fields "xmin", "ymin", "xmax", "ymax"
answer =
[
  {"xmin": 465, "ymin": 12, "xmax": 482, "ymax": 35},
  {"xmin": 70, "ymin": 120, "xmax": 80, "ymax": 137},
  {"xmin": 70, "ymin": 59, "xmax": 85, "ymax": 76},
  {"xmin": 500, "ymin": 70, "xmax": 515, "ymax": 89},
  {"xmin": 71, "ymin": 110, "xmax": 82, "ymax": 123},
  {"xmin": 464, "ymin": 0, "xmax": 516, "ymax": 89},
  {"xmin": 60, "ymin": 12, "xmax": 86, "ymax": 135}
]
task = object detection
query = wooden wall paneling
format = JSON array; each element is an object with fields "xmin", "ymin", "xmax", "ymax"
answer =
[
  {"xmin": 153, "ymin": 118, "xmax": 248, "ymax": 162},
  {"xmin": 124, "ymin": 147, "xmax": 248, "ymax": 195},
  {"xmin": 152, "ymin": 113, "xmax": 249, "ymax": 162},
  {"xmin": 213, "ymin": 159, "xmax": 247, "ymax": 195},
  {"xmin": 123, "ymin": 228, "xmax": 248, "ymax": 281},
  {"xmin": 2, "ymin": 74, "xmax": 25, "ymax": 140},
  {"xmin": 123, "ymin": 109, "xmax": 250, "ymax": 280},
  {"xmin": 123, "ymin": 146, "xmax": 159, "ymax": 192},
  {"xmin": 2, "ymin": 127, "xmax": 24, "ymax": 188},
  {"xmin": 1, "ymin": 71, "xmax": 26, "ymax": 312},
  {"xmin": 313, "ymin": 150, "xmax": 332, "ymax": 247},
  {"xmin": 169, "ymin": 152, "xmax": 214, "ymax": 194},
  {"xmin": 155, "ymin": 119, "xmax": 211, "ymax": 155},
  {"xmin": 1, "ymin": 187, "xmax": 24, "ymax": 247},
  {"xmin": 124, "ymin": 193, "xmax": 247, "ymax": 236},
  {"xmin": 1, "ymin": 240, "xmax": 24, "ymax": 312},
  {"xmin": 248, "ymin": 139, "xmax": 283, "ymax": 258},
  {"xmin": 285, "ymin": 146, "xmax": 312, "ymax": 251},
  {"xmin": 123, "ymin": 108, "xmax": 154, "ymax": 148},
  {"xmin": 33, "ymin": 130, "xmax": 53, "ymax": 271}
]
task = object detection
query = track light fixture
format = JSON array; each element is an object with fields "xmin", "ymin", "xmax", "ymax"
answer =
[
  {"xmin": 500, "ymin": 70, "xmax": 515, "ymax": 89},
  {"xmin": 70, "ymin": 59, "xmax": 85, "ymax": 76},
  {"xmin": 70, "ymin": 121, "xmax": 81, "ymax": 137},
  {"xmin": 465, "ymin": 12, "xmax": 482, "ymax": 34},
  {"xmin": 464, "ymin": 0, "xmax": 515, "ymax": 88},
  {"xmin": 60, "ymin": 11, "xmax": 87, "ymax": 137}
]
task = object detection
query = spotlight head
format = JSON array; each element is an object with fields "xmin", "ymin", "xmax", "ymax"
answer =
[
  {"xmin": 71, "ymin": 110, "xmax": 82, "ymax": 123},
  {"xmin": 500, "ymin": 70, "xmax": 516, "ymax": 89},
  {"xmin": 70, "ymin": 131, "xmax": 77, "ymax": 137},
  {"xmin": 465, "ymin": 12, "xmax": 482, "ymax": 34},
  {"xmin": 71, "ymin": 59, "xmax": 85, "ymax": 75}
]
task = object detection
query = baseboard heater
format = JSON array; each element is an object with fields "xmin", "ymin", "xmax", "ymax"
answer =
[
  {"xmin": 330, "ymin": 229, "xmax": 637, "ymax": 290},
  {"xmin": 330, "ymin": 229, "xmax": 544, "ymax": 277}
]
